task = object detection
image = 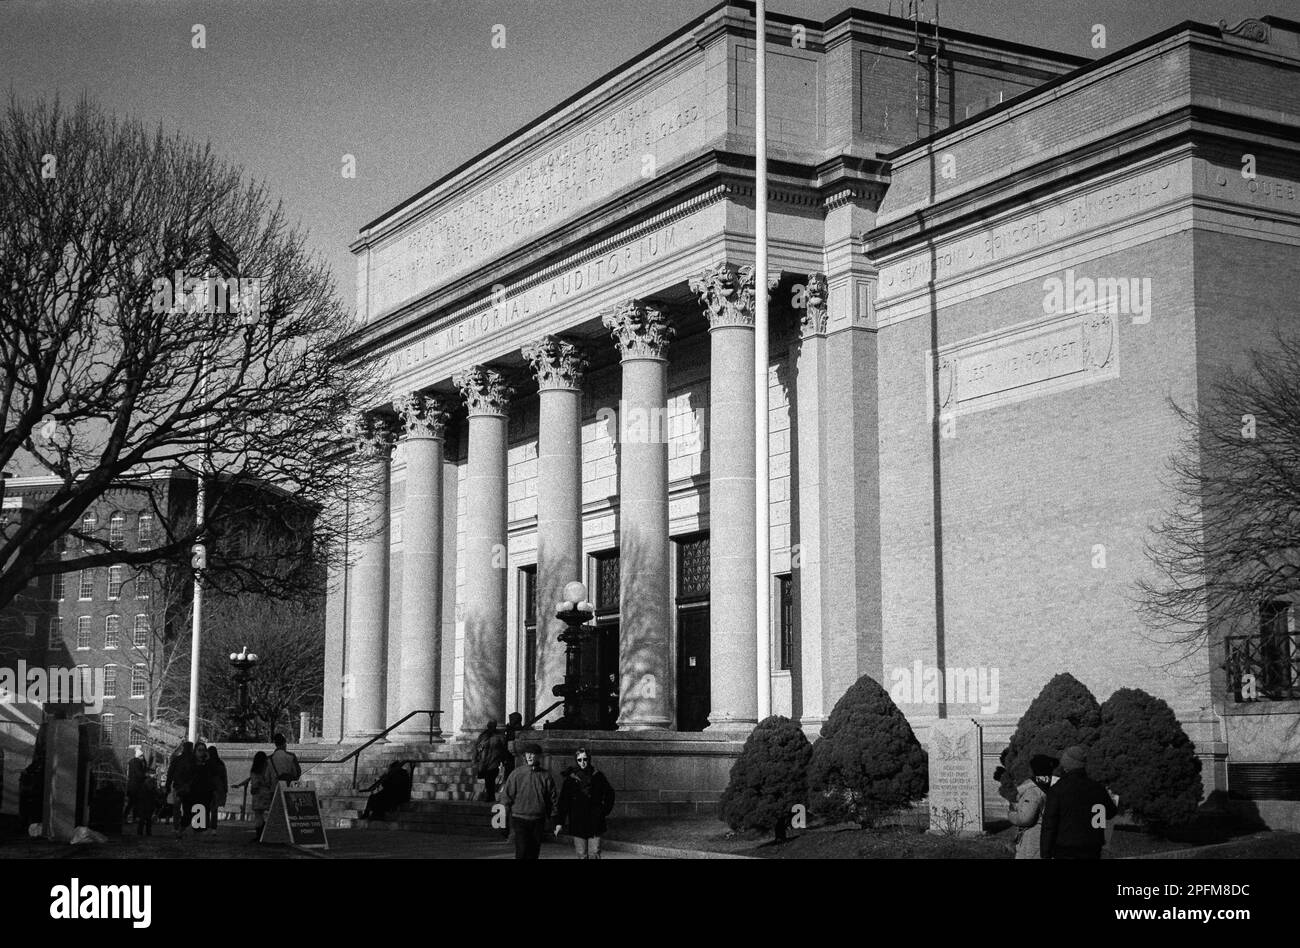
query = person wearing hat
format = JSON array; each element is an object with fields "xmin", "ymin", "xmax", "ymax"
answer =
[
  {"xmin": 1007, "ymin": 754, "xmax": 1057, "ymax": 859},
  {"xmin": 1040, "ymin": 745, "xmax": 1117, "ymax": 859},
  {"xmin": 500, "ymin": 742, "xmax": 558, "ymax": 859}
]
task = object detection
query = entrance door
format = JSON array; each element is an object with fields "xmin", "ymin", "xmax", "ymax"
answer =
[
  {"xmin": 674, "ymin": 533, "xmax": 710, "ymax": 732},
  {"xmin": 597, "ymin": 625, "xmax": 619, "ymax": 729},
  {"xmin": 676, "ymin": 606, "xmax": 710, "ymax": 731}
]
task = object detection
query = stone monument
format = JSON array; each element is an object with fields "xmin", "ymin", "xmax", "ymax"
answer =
[{"xmin": 927, "ymin": 718, "xmax": 985, "ymax": 836}]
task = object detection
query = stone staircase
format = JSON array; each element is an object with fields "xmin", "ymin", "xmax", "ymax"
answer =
[{"xmin": 299, "ymin": 741, "xmax": 500, "ymax": 837}]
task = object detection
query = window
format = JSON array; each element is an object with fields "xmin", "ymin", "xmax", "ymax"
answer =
[
  {"xmin": 75, "ymin": 616, "xmax": 91, "ymax": 650},
  {"xmin": 521, "ymin": 565, "xmax": 537, "ymax": 724},
  {"xmin": 131, "ymin": 664, "xmax": 147, "ymax": 698},
  {"xmin": 81, "ymin": 511, "xmax": 97, "ymax": 547},
  {"xmin": 107, "ymin": 565, "xmax": 123, "ymax": 599},
  {"xmin": 24, "ymin": 615, "xmax": 36, "ymax": 638},
  {"xmin": 108, "ymin": 513, "xmax": 125, "ymax": 546},
  {"xmin": 52, "ymin": 570, "xmax": 65, "ymax": 600},
  {"xmin": 103, "ymin": 665, "xmax": 117, "ymax": 698},
  {"xmin": 104, "ymin": 615, "xmax": 120, "ymax": 649},
  {"xmin": 778, "ymin": 573, "xmax": 795, "ymax": 671},
  {"xmin": 137, "ymin": 514, "xmax": 154, "ymax": 548},
  {"xmin": 78, "ymin": 569, "xmax": 93, "ymax": 600},
  {"xmin": 133, "ymin": 614, "xmax": 150, "ymax": 647},
  {"xmin": 129, "ymin": 714, "xmax": 144, "ymax": 745},
  {"xmin": 100, "ymin": 713, "xmax": 114, "ymax": 744},
  {"xmin": 136, "ymin": 570, "xmax": 151, "ymax": 600},
  {"xmin": 47, "ymin": 616, "xmax": 62, "ymax": 649}
]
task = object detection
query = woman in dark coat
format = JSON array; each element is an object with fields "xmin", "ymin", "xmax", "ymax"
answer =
[
  {"xmin": 555, "ymin": 746, "xmax": 615, "ymax": 859},
  {"xmin": 177, "ymin": 743, "xmax": 214, "ymax": 837},
  {"xmin": 165, "ymin": 742, "xmax": 195, "ymax": 832}
]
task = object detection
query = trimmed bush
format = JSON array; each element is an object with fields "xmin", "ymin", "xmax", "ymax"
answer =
[
  {"xmin": 719, "ymin": 715, "xmax": 812, "ymax": 839},
  {"xmin": 1000, "ymin": 672, "xmax": 1101, "ymax": 801},
  {"xmin": 809, "ymin": 674, "xmax": 928, "ymax": 826},
  {"xmin": 1090, "ymin": 687, "xmax": 1202, "ymax": 830}
]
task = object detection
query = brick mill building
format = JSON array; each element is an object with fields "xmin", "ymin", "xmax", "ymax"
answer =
[{"xmin": 325, "ymin": 4, "xmax": 1300, "ymax": 826}]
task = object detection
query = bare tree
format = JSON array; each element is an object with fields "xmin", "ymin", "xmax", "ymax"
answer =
[
  {"xmin": 182, "ymin": 591, "xmax": 325, "ymax": 742},
  {"xmin": 1138, "ymin": 333, "xmax": 1300, "ymax": 693},
  {"xmin": 0, "ymin": 96, "xmax": 379, "ymax": 611}
]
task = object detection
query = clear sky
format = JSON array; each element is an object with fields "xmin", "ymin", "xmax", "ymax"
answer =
[{"xmin": 3, "ymin": 0, "xmax": 1297, "ymax": 307}]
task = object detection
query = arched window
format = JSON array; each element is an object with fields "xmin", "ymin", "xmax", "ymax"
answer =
[
  {"xmin": 108, "ymin": 513, "xmax": 125, "ymax": 546},
  {"xmin": 81, "ymin": 511, "xmax": 97, "ymax": 548},
  {"xmin": 137, "ymin": 514, "xmax": 154, "ymax": 548}
]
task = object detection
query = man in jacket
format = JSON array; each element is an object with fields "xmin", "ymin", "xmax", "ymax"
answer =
[
  {"xmin": 501, "ymin": 742, "xmax": 558, "ymax": 859},
  {"xmin": 1041, "ymin": 745, "xmax": 1117, "ymax": 859},
  {"xmin": 555, "ymin": 747, "xmax": 616, "ymax": 859}
]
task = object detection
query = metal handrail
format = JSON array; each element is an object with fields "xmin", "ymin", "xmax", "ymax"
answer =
[
  {"xmin": 304, "ymin": 709, "xmax": 442, "ymax": 789},
  {"xmin": 525, "ymin": 700, "xmax": 563, "ymax": 729}
]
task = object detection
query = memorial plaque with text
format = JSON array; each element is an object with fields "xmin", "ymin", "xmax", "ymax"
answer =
[{"xmin": 928, "ymin": 718, "xmax": 985, "ymax": 836}]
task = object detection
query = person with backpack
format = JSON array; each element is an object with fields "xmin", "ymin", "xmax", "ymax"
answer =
[
  {"xmin": 472, "ymin": 721, "xmax": 510, "ymax": 802},
  {"xmin": 555, "ymin": 746, "xmax": 616, "ymax": 859},
  {"xmin": 269, "ymin": 733, "xmax": 302, "ymax": 785}
]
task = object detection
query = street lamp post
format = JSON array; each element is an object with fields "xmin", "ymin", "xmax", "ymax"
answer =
[
  {"xmin": 228, "ymin": 646, "xmax": 260, "ymax": 742},
  {"xmin": 550, "ymin": 581, "xmax": 598, "ymax": 730}
]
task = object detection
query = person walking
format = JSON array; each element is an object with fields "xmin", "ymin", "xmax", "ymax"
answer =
[
  {"xmin": 207, "ymin": 745, "xmax": 229, "ymax": 830},
  {"xmin": 1007, "ymin": 754, "xmax": 1057, "ymax": 859},
  {"xmin": 269, "ymin": 733, "xmax": 302, "ymax": 785},
  {"xmin": 1041, "ymin": 745, "xmax": 1118, "ymax": 859},
  {"xmin": 178, "ymin": 743, "xmax": 215, "ymax": 836},
  {"xmin": 501, "ymin": 742, "xmax": 557, "ymax": 860},
  {"xmin": 131, "ymin": 768, "xmax": 159, "ymax": 836},
  {"xmin": 124, "ymin": 747, "xmax": 147, "ymax": 823},
  {"xmin": 233, "ymin": 751, "xmax": 275, "ymax": 842},
  {"xmin": 165, "ymin": 742, "xmax": 195, "ymax": 835},
  {"xmin": 472, "ymin": 721, "xmax": 511, "ymax": 802},
  {"xmin": 555, "ymin": 747, "xmax": 616, "ymax": 859}
]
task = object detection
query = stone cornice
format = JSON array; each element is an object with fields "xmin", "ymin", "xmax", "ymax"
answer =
[
  {"xmin": 454, "ymin": 366, "xmax": 514, "ymax": 416},
  {"xmin": 522, "ymin": 335, "xmax": 588, "ymax": 391},
  {"xmin": 603, "ymin": 300, "xmax": 675, "ymax": 360},
  {"xmin": 394, "ymin": 392, "xmax": 448, "ymax": 440}
]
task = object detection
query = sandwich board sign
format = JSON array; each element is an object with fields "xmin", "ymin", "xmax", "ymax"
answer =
[{"xmin": 260, "ymin": 784, "xmax": 329, "ymax": 850}]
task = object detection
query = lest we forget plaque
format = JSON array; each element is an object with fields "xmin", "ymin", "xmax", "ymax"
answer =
[{"xmin": 927, "ymin": 718, "xmax": 985, "ymax": 836}]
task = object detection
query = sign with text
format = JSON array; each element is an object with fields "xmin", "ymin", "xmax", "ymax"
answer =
[{"xmin": 260, "ymin": 785, "xmax": 329, "ymax": 850}]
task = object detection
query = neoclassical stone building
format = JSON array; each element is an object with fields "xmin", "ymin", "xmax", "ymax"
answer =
[{"xmin": 325, "ymin": 4, "xmax": 1300, "ymax": 821}]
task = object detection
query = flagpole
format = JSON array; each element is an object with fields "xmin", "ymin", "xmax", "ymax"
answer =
[{"xmin": 754, "ymin": 0, "xmax": 772, "ymax": 721}]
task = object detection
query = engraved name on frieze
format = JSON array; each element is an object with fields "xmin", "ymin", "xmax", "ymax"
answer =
[
  {"xmin": 880, "ymin": 161, "xmax": 1186, "ymax": 296},
  {"xmin": 384, "ymin": 211, "xmax": 705, "ymax": 382}
]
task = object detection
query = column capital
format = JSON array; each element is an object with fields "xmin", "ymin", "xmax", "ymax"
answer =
[
  {"xmin": 394, "ymin": 392, "xmax": 449, "ymax": 440},
  {"xmin": 342, "ymin": 412, "xmax": 397, "ymax": 460},
  {"xmin": 690, "ymin": 261, "xmax": 759, "ymax": 329},
  {"xmin": 603, "ymin": 299, "xmax": 675, "ymax": 360},
  {"xmin": 454, "ymin": 366, "xmax": 514, "ymax": 417},
  {"xmin": 799, "ymin": 272, "xmax": 829, "ymax": 338},
  {"xmin": 522, "ymin": 335, "xmax": 588, "ymax": 391}
]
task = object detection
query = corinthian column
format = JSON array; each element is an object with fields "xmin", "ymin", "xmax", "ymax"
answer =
[
  {"xmin": 691, "ymin": 262, "xmax": 759, "ymax": 730},
  {"xmin": 603, "ymin": 301, "xmax": 675, "ymax": 730},
  {"xmin": 394, "ymin": 392, "xmax": 448, "ymax": 742},
  {"xmin": 454, "ymin": 366, "xmax": 513, "ymax": 738},
  {"xmin": 343, "ymin": 412, "xmax": 396, "ymax": 739},
  {"xmin": 522, "ymin": 336, "xmax": 588, "ymax": 718}
]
